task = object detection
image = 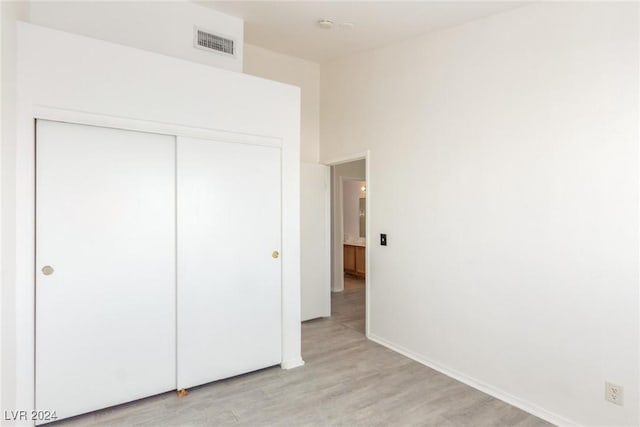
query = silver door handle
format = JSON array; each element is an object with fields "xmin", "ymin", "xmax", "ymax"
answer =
[{"xmin": 41, "ymin": 265, "xmax": 54, "ymax": 276}]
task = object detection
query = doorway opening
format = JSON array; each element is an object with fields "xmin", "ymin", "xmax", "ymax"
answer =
[{"xmin": 329, "ymin": 157, "xmax": 368, "ymax": 336}]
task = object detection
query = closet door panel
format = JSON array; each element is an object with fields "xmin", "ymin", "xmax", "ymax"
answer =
[
  {"xmin": 35, "ymin": 120, "xmax": 176, "ymax": 423},
  {"xmin": 177, "ymin": 137, "xmax": 282, "ymax": 389}
]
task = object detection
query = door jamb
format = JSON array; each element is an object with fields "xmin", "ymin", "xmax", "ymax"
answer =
[{"xmin": 323, "ymin": 151, "xmax": 370, "ymax": 338}]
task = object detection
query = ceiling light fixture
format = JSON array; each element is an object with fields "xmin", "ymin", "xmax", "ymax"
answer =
[
  {"xmin": 340, "ymin": 22, "xmax": 355, "ymax": 30},
  {"xmin": 317, "ymin": 19, "xmax": 335, "ymax": 29}
]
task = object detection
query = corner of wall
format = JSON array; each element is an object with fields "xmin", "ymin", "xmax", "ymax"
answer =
[{"xmin": 1, "ymin": 0, "xmax": 31, "ymax": 418}]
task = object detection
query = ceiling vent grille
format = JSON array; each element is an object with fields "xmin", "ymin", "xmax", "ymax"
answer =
[{"xmin": 194, "ymin": 27, "xmax": 235, "ymax": 57}]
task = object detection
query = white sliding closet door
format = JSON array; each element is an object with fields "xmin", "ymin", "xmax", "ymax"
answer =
[
  {"xmin": 177, "ymin": 137, "xmax": 282, "ymax": 389},
  {"xmin": 36, "ymin": 120, "xmax": 176, "ymax": 422}
]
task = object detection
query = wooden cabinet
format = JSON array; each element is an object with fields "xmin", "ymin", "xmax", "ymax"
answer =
[
  {"xmin": 355, "ymin": 246, "xmax": 365, "ymax": 277},
  {"xmin": 344, "ymin": 244, "xmax": 365, "ymax": 278}
]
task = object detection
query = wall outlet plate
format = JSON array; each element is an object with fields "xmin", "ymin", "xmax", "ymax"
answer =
[{"xmin": 605, "ymin": 382, "xmax": 624, "ymax": 406}]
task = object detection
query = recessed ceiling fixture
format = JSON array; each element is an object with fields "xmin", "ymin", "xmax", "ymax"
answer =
[{"xmin": 317, "ymin": 19, "xmax": 334, "ymax": 29}]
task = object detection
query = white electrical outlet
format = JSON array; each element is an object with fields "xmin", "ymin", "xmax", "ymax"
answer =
[{"xmin": 605, "ymin": 382, "xmax": 624, "ymax": 406}]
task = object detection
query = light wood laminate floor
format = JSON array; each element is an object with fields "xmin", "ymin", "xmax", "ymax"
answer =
[{"xmin": 51, "ymin": 277, "xmax": 551, "ymax": 427}]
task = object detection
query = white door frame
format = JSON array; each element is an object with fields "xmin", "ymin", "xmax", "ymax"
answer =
[{"xmin": 324, "ymin": 151, "xmax": 371, "ymax": 338}]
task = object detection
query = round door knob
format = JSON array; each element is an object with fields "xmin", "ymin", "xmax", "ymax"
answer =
[
  {"xmin": 272, "ymin": 251, "xmax": 279, "ymax": 259},
  {"xmin": 41, "ymin": 265, "xmax": 54, "ymax": 276}
]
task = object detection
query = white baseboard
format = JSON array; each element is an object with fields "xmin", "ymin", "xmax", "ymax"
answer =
[
  {"xmin": 368, "ymin": 333, "xmax": 578, "ymax": 427},
  {"xmin": 281, "ymin": 358, "xmax": 305, "ymax": 370}
]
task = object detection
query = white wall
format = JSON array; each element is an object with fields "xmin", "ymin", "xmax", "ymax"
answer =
[
  {"xmin": 27, "ymin": 1, "xmax": 243, "ymax": 72},
  {"xmin": 331, "ymin": 160, "xmax": 365, "ymax": 292},
  {"xmin": 321, "ymin": 2, "xmax": 639, "ymax": 426},
  {"xmin": 1, "ymin": 0, "xmax": 30, "ymax": 418},
  {"xmin": 343, "ymin": 180, "xmax": 365, "ymax": 243},
  {"xmin": 9, "ymin": 22, "xmax": 301, "ymax": 422},
  {"xmin": 244, "ymin": 43, "xmax": 320, "ymax": 163}
]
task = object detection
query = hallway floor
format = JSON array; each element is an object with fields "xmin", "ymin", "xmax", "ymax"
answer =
[
  {"xmin": 52, "ymin": 277, "xmax": 551, "ymax": 427},
  {"xmin": 331, "ymin": 275, "xmax": 365, "ymax": 334}
]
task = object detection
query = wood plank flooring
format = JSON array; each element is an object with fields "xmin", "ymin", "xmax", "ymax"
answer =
[{"xmin": 51, "ymin": 276, "xmax": 552, "ymax": 426}]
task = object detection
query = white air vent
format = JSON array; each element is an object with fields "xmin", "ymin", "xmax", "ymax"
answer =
[{"xmin": 194, "ymin": 26, "xmax": 235, "ymax": 57}]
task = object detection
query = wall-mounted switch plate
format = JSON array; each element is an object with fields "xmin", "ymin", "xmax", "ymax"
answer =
[
  {"xmin": 605, "ymin": 382, "xmax": 624, "ymax": 406},
  {"xmin": 380, "ymin": 234, "xmax": 387, "ymax": 246}
]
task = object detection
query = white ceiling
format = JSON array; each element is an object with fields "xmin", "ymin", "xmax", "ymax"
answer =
[{"xmin": 198, "ymin": 1, "xmax": 530, "ymax": 63}]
